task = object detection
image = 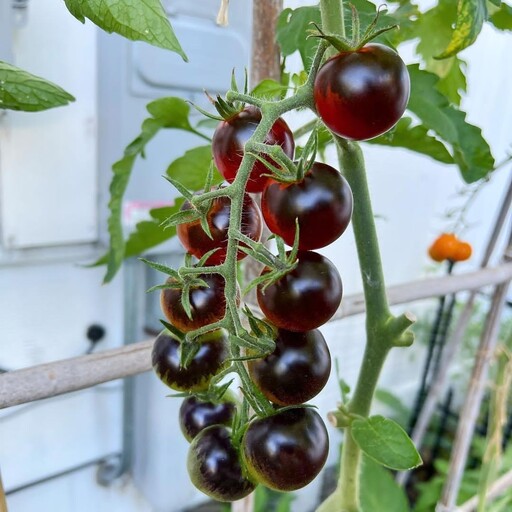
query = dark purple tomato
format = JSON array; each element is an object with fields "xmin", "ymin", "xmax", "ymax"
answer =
[
  {"xmin": 314, "ymin": 43, "xmax": 410, "ymax": 141},
  {"xmin": 257, "ymin": 251, "xmax": 343, "ymax": 332},
  {"xmin": 188, "ymin": 425, "xmax": 256, "ymax": 502},
  {"xmin": 248, "ymin": 327, "xmax": 331, "ymax": 406},
  {"xmin": 179, "ymin": 396, "xmax": 237, "ymax": 442},
  {"xmin": 160, "ymin": 273, "xmax": 239, "ymax": 333},
  {"xmin": 151, "ymin": 329, "xmax": 229, "ymax": 392},
  {"xmin": 176, "ymin": 193, "xmax": 262, "ymax": 265},
  {"xmin": 241, "ymin": 408, "xmax": 329, "ymax": 491},
  {"xmin": 261, "ymin": 162, "xmax": 353, "ymax": 250},
  {"xmin": 212, "ymin": 106, "xmax": 295, "ymax": 193}
]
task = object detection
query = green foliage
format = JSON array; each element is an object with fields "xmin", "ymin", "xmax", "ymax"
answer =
[
  {"xmin": 123, "ymin": 202, "xmax": 184, "ymax": 259},
  {"xmin": 96, "ymin": 97, "xmax": 211, "ymax": 282},
  {"xmin": 413, "ymin": 449, "xmax": 512, "ymax": 511},
  {"xmin": 275, "ymin": 1, "xmax": 496, "ymax": 184},
  {"xmin": 489, "ymin": 2, "xmax": 512, "ymax": 29},
  {"xmin": 374, "ymin": 388, "xmax": 411, "ymax": 427},
  {"xmin": 251, "ymin": 79, "xmax": 290, "ymax": 100},
  {"xmin": 437, "ymin": 0, "xmax": 488, "ymax": 58},
  {"xmin": 360, "ymin": 456, "xmax": 410, "ymax": 512},
  {"xmin": 63, "ymin": 0, "xmax": 187, "ymax": 59},
  {"xmin": 351, "ymin": 415, "xmax": 423, "ymax": 470},
  {"xmin": 166, "ymin": 146, "xmax": 222, "ymax": 191},
  {"xmin": 368, "ymin": 118, "xmax": 455, "ymax": 165},
  {"xmin": 0, "ymin": 61, "xmax": 74, "ymax": 112},
  {"xmin": 253, "ymin": 486, "xmax": 295, "ymax": 512},
  {"xmin": 406, "ymin": 65, "xmax": 494, "ymax": 183},
  {"xmin": 277, "ymin": 7, "xmax": 321, "ymax": 71}
]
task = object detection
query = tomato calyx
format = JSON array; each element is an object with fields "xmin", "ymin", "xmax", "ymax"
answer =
[
  {"xmin": 236, "ymin": 230, "xmax": 300, "ymax": 295},
  {"xmin": 310, "ymin": 6, "xmax": 397, "ymax": 53},
  {"xmin": 249, "ymin": 125, "xmax": 319, "ymax": 184},
  {"xmin": 162, "ymin": 164, "xmax": 226, "ymax": 243}
]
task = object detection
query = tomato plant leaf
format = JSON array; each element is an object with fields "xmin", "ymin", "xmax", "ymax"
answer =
[
  {"xmin": 63, "ymin": 0, "xmax": 187, "ymax": 60},
  {"xmin": 251, "ymin": 79, "xmax": 289, "ymax": 100},
  {"xmin": 351, "ymin": 415, "xmax": 422, "ymax": 470},
  {"xmin": 276, "ymin": 7, "xmax": 321, "ymax": 70},
  {"xmin": 96, "ymin": 97, "xmax": 209, "ymax": 282},
  {"xmin": 166, "ymin": 146, "xmax": 222, "ymax": 191},
  {"xmin": 368, "ymin": 117, "xmax": 455, "ymax": 165},
  {"xmin": 0, "ymin": 61, "xmax": 74, "ymax": 112},
  {"xmin": 436, "ymin": 0, "xmax": 487, "ymax": 58},
  {"xmin": 124, "ymin": 201, "xmax": 185, "ymax": 259},
  {"xmin": 360, "ymin": 456, "xmax": 410, "ymax": 512},
  {"xmin": 489, "ymin": 2, "xmax": 512, "ymax": 29},
  {"xmin": 411, "ymin": 0, "xmax": 467, "ymax": 104},
  {"xmin": 407, "ymin": 65, "xmax": 494, "ymax": 182}
]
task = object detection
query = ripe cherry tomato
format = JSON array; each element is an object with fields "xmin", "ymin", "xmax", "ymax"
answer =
[
  {"xmin": 248, "ymin": 327, "xmax": 331, "ymax": 405},
  {"xmin": 151, "ymin": 329, "xmax": 229, "ymax": 392},
  {"xmin": 261, "ymin": 162, "xmax": 353, "ymax": 250},
  {"xmin": 453, "ymin": 241, "xmax": 472, "ymax": 262},
  {"xmin": 241, "ymin": 408, "xmax": 329, "ymax": 491},
  {"xmin": 314, "ymin": 43, "xmax": 410, "ymax": 140},
  {"xmin": 428, "ymin": 233, "xmax": 459, "ymax": 262},
  {"xmin": 187, "ymin": 425, "xmax": 256, "ymax": 502},
  {"xmin": 257, "ymin": 251, "xmax": 343, "ymax": 332},
  {"xmin": 160, "ymin": 273, "xmax": 239, "ymax": 333},
  {"xmin": 179, "ymin": 396, "xmax": 236, "ymax": 442},
  {"xmin": 177, "ymin": 193, "xmax": 262, "ymax": 265},
  {"xmin": 212, "ymin": 106, "xmax": 295, "ymax": 193}
]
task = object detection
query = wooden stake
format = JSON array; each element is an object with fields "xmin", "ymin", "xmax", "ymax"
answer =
[{"xmin": 0, "ymin": 470, "xmax": 8, "ymax": 512}]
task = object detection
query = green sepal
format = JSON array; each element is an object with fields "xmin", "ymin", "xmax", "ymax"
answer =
[
  {"xmin": 163, "ymin": 175, "xmax": 194, "ymax": 200},
  {"xmin": 179, "ymin": 340, "xmax": 200, "ymax": 369},
  {"xmin": 159, "ymin": 320, "xmax": 185, "ymax": 342},
  {"xmin": 139, "ymin": 257, "xmax": 180, "ymax": 279},
  {"xmin": 196, "ymin": 248, "xmax": 221, "ymax": 267},
  {"xmin": 161, "ymin": 208, "xmax": 201, "ymax": 229}
]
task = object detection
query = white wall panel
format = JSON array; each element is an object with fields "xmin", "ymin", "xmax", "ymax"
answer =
[{"xmin": 0, "ymin": 0, "xmax": 98, "ymax": 249}]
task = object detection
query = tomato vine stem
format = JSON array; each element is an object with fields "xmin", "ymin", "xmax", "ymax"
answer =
[
  {"xmin": 181, "ymin": 41, "xmax": 329, "ymax": 420},
  {"xmin": 316, "ymin": 1, "xmax": 414, "ymax": 511}
]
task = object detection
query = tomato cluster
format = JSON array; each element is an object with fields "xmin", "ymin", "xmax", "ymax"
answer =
[{"xmin": 150, "ymin": 38, "xmax": 409, "ymax": 503}]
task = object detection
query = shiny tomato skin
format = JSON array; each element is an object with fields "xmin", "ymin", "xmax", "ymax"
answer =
[
  {"xmin": 176, "ymin": 193, "xmax": 262, "ymax": 265},
  {"xmin": 151, "ymin": 329, "xmax": 229, "ymax": 392},
  {"xmin": 187, "ymin": 425, "xmax": 256, "ymax": 502},
  {"xmin": 179, "ymin": 396, "xmax": 237, "ymax": 442},
  {"xmin": 314, "ymin": 43, "xmax": 410, "ymax": 141},
  {"xmin": 212, "ymin": 106, "xmax": 295, "ymax": 193},
  {"xmin": 241, "ymin": 408, "xmax": 329, "ymax": 491},
  {"xmin": 261, "ymin": 162, "xmax": 353, "ymax": 250},
  {"xmin": 160, "ymin": 273, "xmax": 239, "ymax": 333},
  {"xmin": 248, "ymin": 327, "xmax": 331, "ymax": 406},
  {"xmin": 257, "ymin": 251, "xmax": 343, "ymax": 332}
]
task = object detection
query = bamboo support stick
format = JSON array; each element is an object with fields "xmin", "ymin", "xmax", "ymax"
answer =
[
  {"xmin": 437, "ymin": 230, "xmax": 512, "ymax": 511},
  {"xmin": 397, "ymin": 175, "xmax": 512, "ymax": 486},
  {"xmin": 456, "ymin": 468, "xmax": 512, "ymax": 512},
  {"xmin": 1, "ymin": 263, "xmax": 511, "ymax": 410}
]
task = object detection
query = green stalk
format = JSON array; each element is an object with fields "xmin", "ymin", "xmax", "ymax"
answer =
[{"xmin": 316, "ymin": 2, "xmax": 414, "ymax": 511}]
